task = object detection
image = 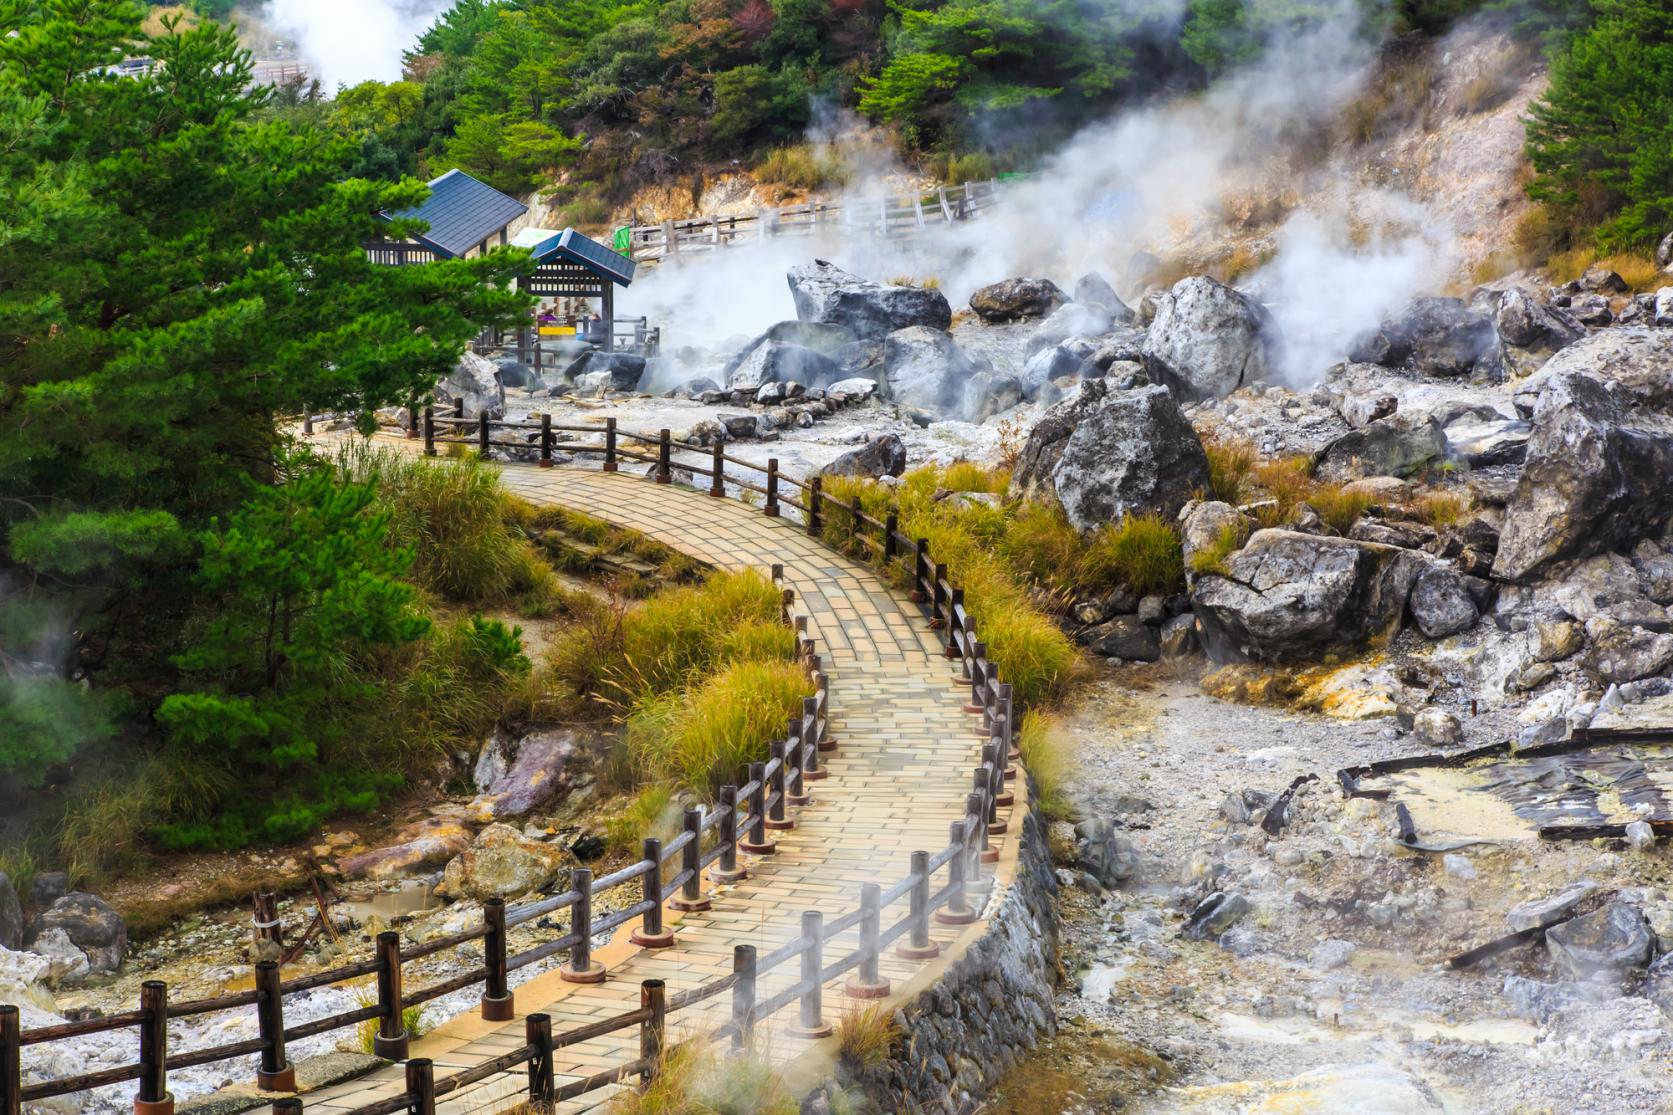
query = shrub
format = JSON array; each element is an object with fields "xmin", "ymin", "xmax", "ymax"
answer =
[
  {"xmin": 1306, "ymin": 484, "xmax": 1376, "ymax": 534},
  {"xmin": 836, "ymin": 1003, "xmax": 898, "ymax": 1071},
  {"xmin": 1017, "ymin": 708, "xmax": 1072, "ymax": 820},
  {"xmin": 1082, "ymin": 514, "xmax": 1184, "ymax": 597},
  {"xmin": 603, "ymin": 784, "xmax": 678, "ymax": 855},
  {"xmin": 977, "ymin": 602, "xmax": 1080, "ymax": 706},
  {"xmin": 1189, "ymin": 522, "xmax": 1249, "ymax": 578},
  {"xmin": 606, "ymin": 1043, "xmax": 797, "ymax": 1115},
  {"xmin": 755, "ymin": 144, "xmax": 849, "ymax": 191},
  {"xmin": 627, "ymin": 659, "xmax": 812, "ymax": 795},
  {"xmin": 1202, "ymin": 435, "xmax": 1257, "ymax": 504}
]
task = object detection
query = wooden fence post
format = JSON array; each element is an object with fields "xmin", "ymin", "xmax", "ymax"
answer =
[
  {"xmin": 422, "ymin": 407, "xmax": 435, "ymax": 456},
  {"xmin": 301, "ymin": 413, "xmax": 313, "ymax": 436},
  {"xmin": 983, "ymin": 745, "xmax": 1010, "ymax": 832},
  {"xmin": 454, "ymin": 397, "xmax": 464, "ymax": 420},
  {"xmin": 765, "ymin": 741, "xmax": 792, "ymax": 830},
  {"xmin": 476, "ymin": 412, "xmax": 490, "ymax": 458},
  {"xmin": 604, "ymin": 417, "xmax": 619, "ymax": 472},
  {"xmin": 810, "ymin": 688, "xmax": 836, "ymax": 753},
  {"xmin": 912, "ymin": 539, "xmax": 929, "ymax": 602},
  {"xmin": 538, "ymin": 413, "xmax": 553, "ymax": 469},
  {"xmin": 405, "ymin": 402, "xmax": 419, "ymax": 440},
  {"xmin": 254, "ymin": 961, "xmax": 295, "ymax": 1091},
  {"xmin": 884, "ymin": 510, "xmax": 899, "ymax": 562},
  {"xmin": 639, "ymin": 980, "xmax": 666, "ymax": 1088},
  {"xmin": 656, "ymin": 429, "xmax": 671, "ymax": 483},
  {"xmin": 2, "ymin": 1005, "xmax": 20, "ymax": 1115},
  {"xmin": 930, "ymin": 564, "xmax": 949, "ymax": 628},
  {"xmin": 787, "ymin": 911, "xmax": 830, "ymax": 1037},
  {"xmin": 710, "ymin": 443, "xmax": 725, "ymax": 497},
  {"xmin": 271, "ymin": 1098, "xmax": 301, "ymax": 1115},
  {"xmin": 373, "ymin": 933, "xmax": 408, "ymax": 1061},
  {"xmin": 404, "ymin": 1059, "xmax": 435, "ymax": 1115},
  {"xmin": 1003, "ymin": 682, "xmax": 1019, "ymax": 762},
  {"xmin": 730, "ymin": 945, "xmax": 757, "ymax": 1053},
  {"xmin": 786, "ymin": 718, "xmax": 810, "ymax": 805},
  {"xmin": 798, "ymin": 708, "xmax": 824, "ymax": 783},
  {"xmin": 630, "ymin": 839, "xmax": 674, "ymax": 948},
  {"xmin": 935, "ymin": 820, "xmax": 977, "ymax": 925},
  {"xmin": 764, "ymin": 458, "xmax": 780, "ymax": 517},
  {"xmin": 526, "ymin": 1014, "xmax": 555, "ymax": 1106},
  {"xmin": 671, "ymin": 807, "xmax": 710, "ymax": 911},
  {"xmin": 944, "ymin": 588, "xmax": 965, "ymax": 656},
  {"xmin": 561, "ymin": 867, "xmax": 606, "ymax": 983},
  {"xmin": 899, "ymin": 851, "xmax": 940, "ymax": 959},
  {"xmin": 806, "ymin": 476, "xmax": 822, "ymax": 536},
  {"xmin": 846, "ymin": 884, "xmax": 890, "ymax": 998},
  {"xmin": 481, "ymin": 897, "xmax": 514, "ymax": 1021},
  {"xmin": 738, "ymin": 762, "xmax": 775, "ymax": 854},
  {"xmin": 966, "ymin": 642, "xmax": 989, "ymax": 714},
  {"xmin": 136, "ymin": 980, "xmax": 172, "ymax": 1115},
  {"xmin": 711, "ymin": 786, "xmax": 747, "ymax": 882}
]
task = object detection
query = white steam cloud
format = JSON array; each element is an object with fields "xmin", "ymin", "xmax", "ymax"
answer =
[
  {"xmin": 260, "ymin": 0, "xmax": 449, "ymax": 88},
  {"xmin": 623, "ymin": 0, "xmax": 1464, "ymax": 389}
]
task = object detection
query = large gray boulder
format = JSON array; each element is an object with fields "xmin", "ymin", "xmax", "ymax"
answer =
[
  {"xmin": 959, "ymin": 369, "xmax": 1024, "ymax": 423},
  {"xmin": 1514, "ymin": 329, "xmax": 1673, "ymax": 411},
  {"xmin": 437, "ymin": 351, "xmax": 505, "ymax": 418},
  {"xmin": 28, "ymin": 893, "xmax": 125, "ymax": 975},
  {"xmin": 1314, "ymin": 415, "xmax": 1447, "ymax": 481},
  {"xmin": 1496, "ymin": 288, "xmax": 1584, "ymax": 375},
  {"xmin": 1494, "ymin": 373, "xmax": 1673, "ymax": 582},
  {"xmin": 1010, "ymin": 381, "xmax": 1210, "ymax": 531},
  {"xmin": 1073, "ymin": 273, "xmax": 1135, "ymax": 323},
  {"xmin": 969, "ymin": 277, "xmax": 1065, "ymax": 322},
  {"xmin": 1142, "ymin": 276, "xmax": 1279, "ymax": 399},
  {"xmin": 1192, "ymin": 530, "xmax": 1429, "ymax": 662},
  {"xmin": 1408, "ymin": 564, "xmax": 1479, "ymax": 638},
  {"xmin": 880, "ymin": 326, "xmax": 978, "ymax": 416},
  {"xmin": 724, "ymin": 340, "xmax": 837, "ymax": 391},
  {"xmin": 1020, "ymin": 345, "xmax": 1085, "ymax": 398},
  {"xmin": 470, "ymin": 728, "xmax": 580, "ymax": 821},
  {"xmin": 1350, "ymin": 297, "xmax": 1501, "ymax": 379},
  {"xmin": 1030, "ymin": 301, "xmax": 1115, "ymax": 352},
  {"xmin": 788, "ymin": 260, "xmax": 951, "ymax": 339},
  {"xmin": 562, "ymin": 350, "xmax": 646, "ymax": 392},
  {"xmin": 821, "ymin": 434, "xmax": 907, "ymax": 479}
]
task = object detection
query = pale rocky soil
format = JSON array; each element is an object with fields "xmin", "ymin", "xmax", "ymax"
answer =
[{"xmin": 1003, "ymin": 662, "xmax": 1673, "ymax": 1115}]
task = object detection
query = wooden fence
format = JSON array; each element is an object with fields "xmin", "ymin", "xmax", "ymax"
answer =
[
  {"xmin": 622, "ymin": 180, "xmax": 1005, "ymax": 263},
  {"xmin": 2, "ymin": 423, "xmax": 1024, "ymax": 1115}
]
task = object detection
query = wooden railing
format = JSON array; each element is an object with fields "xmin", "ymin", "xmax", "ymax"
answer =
[
  {"xmin": 623, "ymin": 179, "xmax": 1004, "ymax": 263},
  {"xmin": 5, "ymin": 420, "xmax": 1030, "ymax": 1115}
]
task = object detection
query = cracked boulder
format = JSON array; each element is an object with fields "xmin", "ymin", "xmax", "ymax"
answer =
[
  {"xmin": 439, "ymin": 823, "xmax": 568, "ymax": 901},
  {"xmin": 788, "ymin": 260, "xmax": 951, "ymax": 339},
  {"xmin": 470, "ymin": 728, "xmax": 579, "ymax": 821},
  {"xmin": 28, "ymin": 893, "xmax": 125, "ymax": 976},
  {"xmin": 1010, "ymin": 381, "xmax": 1210, "ymax": 531},
  {"xmin": 1515, "ymin": 328, "xmax": 1673, "ymax": 412},
  {"xmin": 1314, "ymin": 414, "xmax": 1446, "ymax": 481},
  {"xmin": 437, "ymin": 351, "xmax": 505, "ymax": 419},
  {"xmin": 1191, "ymin": 530, "xmax": 1429, "ymax": 662},
  {"xmin": 1494, "ymin": 372, "xmax": 1673, "ymax": 582},
  {"xmin": 821, "ymin": 434, "xmax": 907, "ymax": 479},
  {"xmin": 1143, "ymin": 276, "xmax": 1279, "ymax": 399},
  {"xmin": 724, "ymin": 339, "xmax": 837, "ymax": 391},
  {"xmin": 1495, "ymin": 288, "xmax": 1584, "ymax": 375},
  {"xmin": 880, "ymin": 326, "xmax": 979, "ymax": 416}
]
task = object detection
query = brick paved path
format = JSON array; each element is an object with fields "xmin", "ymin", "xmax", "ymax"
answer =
[{"xmin": 302, "ymin": 465, "xmax": 1019, "ymax": 1114}]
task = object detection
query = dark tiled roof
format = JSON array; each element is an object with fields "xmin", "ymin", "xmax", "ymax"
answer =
[
  {"xmin": 553, "ymin": 228, "xmax": 636, "ymax": 286},
  {"xmin": 390, "ymin": 170, "xmax": 527, "ymax": 258}
]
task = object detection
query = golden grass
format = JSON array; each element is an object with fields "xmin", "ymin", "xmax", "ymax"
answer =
[
  {"xmin": 1202, "ymin": 434, "xmax": 1258, "ymax": 504},
  {"xmin": 1306, "ymin": 484, "xmax": 1376, "ymax": 534},
  {"xmin": 835, "ymin": 1003, "xmax": 897, "ymax": 1072},
  {"xmin": 1545, "ymin": 248, "xmax": 1659, "ymax": 290},
  {"xmin": 1017, "ymin": 709, "xmax": 1073, "ymax": 820},
  {"xmin": 603, "ymin": 784, "xmax": 678, "ymax": 855},
  {"xmin": 626, "ymin": 659, "xmax": 811, "ymax": 795},
  {"xmin": 755, "ymin": 144, "xmax": 850, "ymax": 191},
  {"xmin": 604, "ymin": 1042, "xmax": 798, "ymax": 1115},
  {"xmin": 1082, "ymin": 514, "xmax": 1184, "ymax": 597},
  {"xmin": 1189, "ymin": 522, "xmax": 1250, "ymax": 578},
  {"xmin": 1250, "ymin": 456, "xmax": 1314, "ymax": 528},
  {"xmin": 1411, "ymin": 489, "xmax": 1471, "ymax": 530}
]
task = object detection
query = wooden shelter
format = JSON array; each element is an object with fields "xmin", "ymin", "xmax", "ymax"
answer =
[
  {"xmin": 365, "ymin": 169, "xmax": 528, "ymax": 264},
  {"xmin": 511, "ymin": 227, "xmax": 639, "ymax": 353}
]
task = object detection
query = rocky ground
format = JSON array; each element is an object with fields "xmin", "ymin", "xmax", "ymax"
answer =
[{"xmin": 987, "ymin": 663, "xmax": 1673, "ymax": 1114}]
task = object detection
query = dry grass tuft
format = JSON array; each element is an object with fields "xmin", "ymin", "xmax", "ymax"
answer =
[
  {"xmin": 1189, "ymin": 522, "xmax": 1250, "ymax": 579},
  {"xmin": 1306, "ymin": 483, "xmax": 1376, "ymax": 534},
  {"xmin": 1017, "ymin": 709, "xmax": 1073, "ymax": 820},
  {"xmin": 1412, "ymin": 489, "xmax": 1472, "ymax": 530},
  {"xmin": 835, "ymin": 1003, "xmax": 898, "ymax": 1072},
  {"xmin": 755, "ymin": 145, "xmax": 849, "ymax": 191},
  {"xmin": 1202, "ymin": 434, "xmax": 1258, "ymax": 504}
]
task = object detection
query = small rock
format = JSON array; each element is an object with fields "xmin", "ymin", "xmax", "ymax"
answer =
[
  {"xmin": 1534, "ymin": 619, "xmax": 1584, "ymax": 662},
  {"xmin": 1183, "ymin": 891, "xmax": 1249, "ymax": 939},
  {"xmin": 1073, "ymin": 819, "xmax": 1139, "ymax": 886},
  {"xmin": 1414, "ymin": 707, "xmax": 1464, "ymax": 748},
  {"xmin": 1545, "ymin": 900, "xmax": 1652, "ymax": 983},
  {"xmin": 1310, "ymin": 939, "xmax": 1356, "ymax": 970},
  {"xmin": 1626, "ymin": 820, "xmax": 1657, "ymax": 850},
  {"xmin": 1443, "ymin": 854, "xmax": 1476, "ymax": 880}
]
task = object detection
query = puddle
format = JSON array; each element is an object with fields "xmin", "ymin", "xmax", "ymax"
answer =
[
  {"xmin": 339, "ymin": 879, "xmax": 441, "ymax": 924},
  {"xmin": 1075, "ymin": 961, "xmax": 1132, "ymax": 1003}
]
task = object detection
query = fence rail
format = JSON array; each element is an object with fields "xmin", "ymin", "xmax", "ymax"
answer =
[
  {"xmin": 623, "ymin": 180, "xmax": 1004, "ymax": 263},
  {"xmin": 4, "ymin": 428, "xmax": 1025, "ymax": 1115}
]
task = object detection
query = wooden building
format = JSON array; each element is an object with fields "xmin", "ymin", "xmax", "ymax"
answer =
[
  {"xmin": 510, "ymin": 227, "xmax": 639, "ymax": 352},
  {"xmin": 365, "ymin": 169, "xmax": 528, "ymax": 264}
]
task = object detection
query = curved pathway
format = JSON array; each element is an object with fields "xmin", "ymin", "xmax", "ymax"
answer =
[{"xmin": 302, "ymin": 464, "xmax": 1019, "ymax": 1113}]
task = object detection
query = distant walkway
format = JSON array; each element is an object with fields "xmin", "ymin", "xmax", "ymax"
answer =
[{"xmin": 302, "ymin": 463, "xmax": 1019, "ymax": 1113}]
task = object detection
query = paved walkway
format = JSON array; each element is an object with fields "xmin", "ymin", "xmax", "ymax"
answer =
[{"xmin": 303, "ymin": 464, "xmax": 1019, "ymax": 1113}]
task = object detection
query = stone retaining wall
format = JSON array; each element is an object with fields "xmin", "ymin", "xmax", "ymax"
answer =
[{"xmin": 806, "ymin": 806, "xmax": 1060, "ymax": 1114}]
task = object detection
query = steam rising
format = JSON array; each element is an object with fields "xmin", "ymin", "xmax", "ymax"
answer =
[
  {"xmin": 260, "ymin": 0, "xmax": 450, "ymax": 88},
  {"xmin": 625, "ymin": 0, "xmax": 1465, "ymax": 389}
]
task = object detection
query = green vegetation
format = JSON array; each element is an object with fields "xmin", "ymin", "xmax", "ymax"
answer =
[
  {"xmin": 1016, "ymin": 708, "xmax": 1072, "ymax": 821},
  {"xmin": 0, "ymin": 0, "xmax": 536, "ymax": 866},
  {"xmin": 1526, "ymin": 0, "xmax": 1673, "ymax": 252}
]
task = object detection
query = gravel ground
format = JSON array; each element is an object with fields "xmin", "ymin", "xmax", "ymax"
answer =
[{"xmin": 993, "ymin": 661, "xmax": 1673, "ymax": 1114}]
